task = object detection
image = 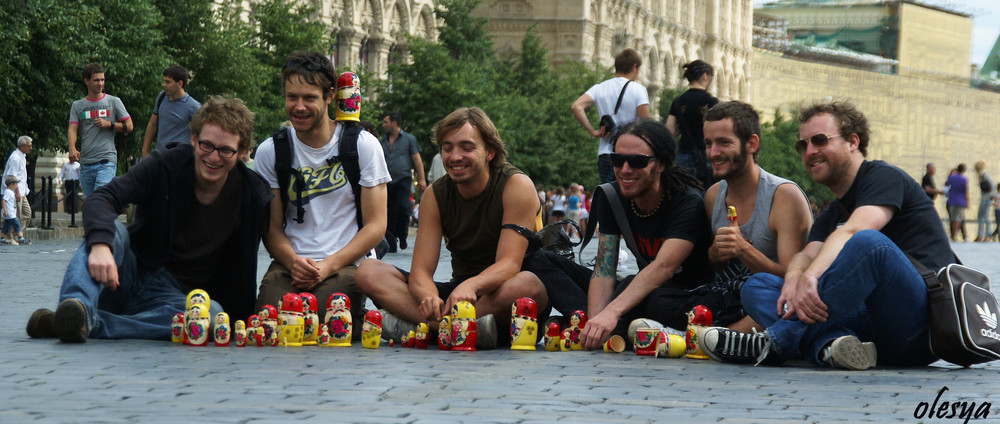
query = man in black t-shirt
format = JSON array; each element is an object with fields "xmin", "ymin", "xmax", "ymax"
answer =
[
  {"xmin": 700, "ymin": 101, "xmax": 953, "ymax": 369},
  {"xmin": 921, "ymin": 163, "xmax": 942, "ymax": 200},
  {"xmin": 575, "ymin": 119, "xmax": 713, "ymax": 351}
]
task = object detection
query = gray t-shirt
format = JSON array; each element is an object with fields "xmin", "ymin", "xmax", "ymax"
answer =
[
  {"xmin": 153, "ymin": 92, "xmax": 201, "ymax": 151},
  {"xmin": 68, "ymin": 94, "xmax": 130, "ymax": 165},
  {"xmin": 710, "ymin": 167, "xmax": 801, "ymax": 291},
  {"xmin": 379, "ymin": 129, "xmax": 421, "ymax": 183}
]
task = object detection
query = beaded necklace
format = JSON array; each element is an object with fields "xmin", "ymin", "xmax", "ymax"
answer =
[{"xmin": 631, "ymin": 193, "xmax": 664, "ymax": 218}]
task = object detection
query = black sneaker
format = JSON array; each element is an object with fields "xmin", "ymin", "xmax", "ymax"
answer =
[
  {"xmin": 54, "ymin": 298, "xmax": 88, "ymax": 343},
  {"xmin": 399, "ymin": 238, "xmax": 407, "ymax": 250},
  {"xmin": 17, "ymin": 237, "xmax": 30, "ymax": 245},
  {"xmin": 26, "ymin": 309, "xmax": 56, "ymax": 338},
  {"xmin": 700, "ymin": 327, "xmax": 784, "ymax": 366}
]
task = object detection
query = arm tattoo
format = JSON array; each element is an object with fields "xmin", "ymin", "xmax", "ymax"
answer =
[{"xmin": 592, "ymin": 233, "xmax": 620, "ymax": 279}]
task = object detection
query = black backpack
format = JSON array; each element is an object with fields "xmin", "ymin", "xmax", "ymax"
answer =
[{"xmin": 271, "ymin": 123, "xmax": 389, "ymax": 258}]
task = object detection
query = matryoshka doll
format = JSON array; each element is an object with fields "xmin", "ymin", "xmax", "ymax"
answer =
[
  {"xmin": 214, "ymin": 312, "xmax": 231, "ymax": 347},
  {"xmin": 402, "ymin": 330, "xmax": 415, "ymax": 348},
  {"xmin": 185, "ymin": 304, "xmax": 210, "ymax": 346},
  {"xmin": 317, "ymin": 324, "xmax": 332, "ymax": 346},
  {"xmin": 326, "ymin": 293, "xmax": 352, "ymax": 347},
  {"xmin": 510, "ymin": 297, "xmax": 538, "ymax": 351},
  {"xmin": 685, "ymin": 305, "xmax": 712, "ymax": 359},
  {"xmin": 299, "ymin": 292, "xmax": 319, "ymax": 346},
  {"xmin": 184, "ymin": 289, "xmax": 210, "ymax": 345},
  {"xmin": 414, "ymin": 323, "xmax": 429, "ymax": 349},
  {"xmin": 170, "ymin": 313, "xmax": 184, "ymax": 343},
  {"xmin": 278, "ymin": 293, "xmax": 304, "ymax": 347},
  {"xmin": 563, "ymin": 310, "xmax": 587, "ymax": 350},
  {"xmin": 246, "ymin": 314, "xmax": 262, "ymax": 346},
  {"xmin": 654, "ymin": 331, "xmax": 686, "ymax": 358},
  {"xmin": 438, "ymin": 316, "xmax": 452, "ymax": 351},
  {"xmin": 450, "ymin": 301, "xmax": 477, "ymax": 351},
  {"xmin": 361, "ymin": 309, "xmax": 382, "ymax": 349},
  {"xmin": 258, "ymin": 305, "xmax": 278, "ymax": 346},
  {"xmin": 335, "ymin": 72, "xmax": 361, "ymax": 122},
  {"xmin": 544, "ymin": 321, "xmax": 562, "ymax": 352},
  {"xmin": 233, "ymin": 320, "xmax": 247, "ymax": 347}
]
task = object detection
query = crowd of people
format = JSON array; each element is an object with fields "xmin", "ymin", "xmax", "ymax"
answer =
[{"xmin": 17, "ymin": 47, "xmax": 988, "ymax": 372}]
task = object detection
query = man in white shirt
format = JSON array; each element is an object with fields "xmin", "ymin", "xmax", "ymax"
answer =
[
  {"xmin": 253, "ymin": 52, "xmax": 390, "ymax": 338},
  {"xmin": 4, "ymin": 135, "xmax": 33, "ymax": 229},
  {"xmin": 571, "ymin": 48, "xmax": 650, "ymax": 184}
]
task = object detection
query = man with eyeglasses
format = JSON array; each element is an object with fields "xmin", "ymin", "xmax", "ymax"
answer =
[
  {"xmin": 696, "ymin": 101, "xmax": 812, "ymax": 344},
  {"xmin": 699, "ymin": 101, "xmax": 953, "ymax": 370},
  {"xmin": 575, "ymin": 119, "xmax": 713, "ymax": 351},
  {"xmin": 252, "ymin": 52, "xmax": 389, "ymax": 338},
  {"xmin": 27, "ymin": 96, "xmax": 272, "ymax": 342}
]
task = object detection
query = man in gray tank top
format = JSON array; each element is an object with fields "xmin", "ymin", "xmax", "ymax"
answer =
[{"xmin": 701, "ymin": 101, "xmax": 812, "ymax": 339}]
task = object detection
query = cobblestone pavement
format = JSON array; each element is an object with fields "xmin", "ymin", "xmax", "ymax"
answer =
[{"xmin": 1, "ymin": 235, "xmax": 998, "ymax": 423}]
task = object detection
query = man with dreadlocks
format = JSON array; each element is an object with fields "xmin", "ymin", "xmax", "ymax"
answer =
[{"xmin": 576, "ymin": 119, "xmax": 715, "ymax": 351}]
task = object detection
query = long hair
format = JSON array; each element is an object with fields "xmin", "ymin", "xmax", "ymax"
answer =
[{"xmin": 612, "ymin": 119, "xmax": 702, "ymax": 198}]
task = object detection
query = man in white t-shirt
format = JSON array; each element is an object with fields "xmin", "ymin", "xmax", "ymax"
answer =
[
  {"xmin": 571, "ymin": 48, "xmax": 650, "ymax": 184},
  {"xmin": 253, "ymin": 52, "xmax": 390, "ymax": 338}
]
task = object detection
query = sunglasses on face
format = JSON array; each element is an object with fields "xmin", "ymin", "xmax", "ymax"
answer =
[
  {"xmin": 197, "ymin": 140, "xmax": 238, "ymax": 159},
  {"xmin": 610, "ymin": 153, "xmax": 657, "ymax": 169},
  {"xmin": 795, "ymin": 133, "xmax": 841, "ymax": 155}
]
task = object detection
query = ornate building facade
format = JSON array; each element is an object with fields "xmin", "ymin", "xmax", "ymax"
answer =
[
  {"xmin": 470, "ymin": 0, "xmax": 755, "ymax": 115},
  {"xmin": 312, "ymin": 0, "xmax": 439, "ymax": 76}
]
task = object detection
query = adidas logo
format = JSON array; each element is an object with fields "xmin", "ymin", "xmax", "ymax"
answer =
[{"xmin": 976, "ymin": 302, "xmax": 998, "ymax": 330}]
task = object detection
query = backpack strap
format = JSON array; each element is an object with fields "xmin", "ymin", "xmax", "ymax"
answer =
[
  {"xmin": 328, "ymin": 122, "xmax": 365, "ymax": 230},
  {"xmin": 272, "ymin": 126, "xmax": 306, "ymax": 226},
  {"xmin": 578, "ymin": 183, "xmax": 650, "ymax": 268}
]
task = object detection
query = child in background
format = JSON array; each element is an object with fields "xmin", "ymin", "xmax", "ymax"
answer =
[{"xmin": 2, "ymin": 176, "xmax": 28, "ymax": 245}]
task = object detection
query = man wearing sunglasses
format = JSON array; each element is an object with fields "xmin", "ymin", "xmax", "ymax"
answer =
[
  {"xmin": 577, "ymin": 119, "xmax": 713, "ymax": 351},
  {"xmin": 700, "ymin": 101, "xmax": 953, "ymax": 370},
  {"xmin": 697, "ymin": 101, "xmax": 812, "ymax": 345},
  {"xmin": 253, "ymin": 52, "xmax": 390, "ymax": 338},
  {"xmin": 28, "ymin": 96, "xmax": 272, "ymax": 342}
]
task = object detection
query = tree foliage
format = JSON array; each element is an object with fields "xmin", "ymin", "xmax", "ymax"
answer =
[{"xmin": 376, "ymin": 0, "xmax": 607, "ymax": 188}]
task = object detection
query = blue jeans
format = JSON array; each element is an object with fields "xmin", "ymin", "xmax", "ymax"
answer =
[
  {"xmin": 977, "ymin": 197, "xmax": 992, "ymax": 238},
  {"xmin": 676, "ymin": 151, "xmax": 712, "ymax": 190},
  {"xmin": 58, "ymin": 221, "xmax": 221, "ymax": 340},
  {"xmin": 741, "ymin": 230, "xmax": 936, "ymax": 367},
  {"xmin": 79, "ymin": 161, "xmax": 117, "ymax": 198}
]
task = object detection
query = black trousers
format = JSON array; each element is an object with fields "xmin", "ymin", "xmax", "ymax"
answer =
[{"xmin": 385, "ymin": 177, "xmax": 412, "ymax": 247}]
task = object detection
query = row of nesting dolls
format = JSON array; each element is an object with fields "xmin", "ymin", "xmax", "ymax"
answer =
[{"xmin": 173, "ymin": 288, "xmax": 715, "ymax": 356}]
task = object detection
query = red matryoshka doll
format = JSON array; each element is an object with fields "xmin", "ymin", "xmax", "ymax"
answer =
[
  {"xmin": 299, "ymin": 292, "xmax": 319, "ymax": 346},
  {"xmin": 258, "ymin": 305, "xmax": 278, "ymax": 346},
  {"xmin": 361, "ymin": 309, "xmax": 382, "ymax": 349},
  {"xmin": 317, "ymin": 323, "xmax": 332, "ymax": 346},
  {"xmin": 335, "ymin": 72, "xmax": 361, "ymax": 122},
  {"xmin": 544, "ymin": 321, "xmax": 562, "ymax": 352},
  {"xmin": 246, "ymin": 314, "xmax": 262, "ymax": 346},
  {"xmin": 450, "ymin": 301, "xmax": 477, "ymax": 351},
  {"xmin": 510, "ymin": 297, "xmax": 538, "ymax": 351},
  {"xmin": 685, "ymin": 305, "xmax": 712, "ymax": 359},
  {"xmin": 563, "ymin": 310, "xmax": 587, "ymax": 350},
  {"xmin": 278, "ymin": 293, "xmax": 304, "ymax": 347},
  {"xmin": 414, "ymin": 323, "xmax": 429, "ymax": 349},
  {"xmin": 634, "ymin": 328, "xmax": 660, "ymax": 356},
  {"xmin": 326, "ymin": 293, "xmax": 352, "ymax": 347},
  {"xmin": 233, "ymin": 320, "xmax": 247, "ymax": 347},
  {"xmin": 214, "ymin": 312, "xmax": 231, "ymax": 347},
  {"xmin": 171, "ymin": 313, "xmax": 184, "ymax": 343}
]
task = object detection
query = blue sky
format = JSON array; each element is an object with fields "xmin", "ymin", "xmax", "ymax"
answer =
[{"xmin": 754, "ymin": 1, "xmax": 998, "ymax": 66}]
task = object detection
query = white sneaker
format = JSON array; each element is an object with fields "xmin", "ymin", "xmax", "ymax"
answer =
[{"xmin": 820, "ymin": 336, "xmax": 877, "ymax": 370}]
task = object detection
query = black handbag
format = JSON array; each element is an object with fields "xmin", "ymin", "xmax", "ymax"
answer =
[
  {"xmin": 911, "ymin": 259, "xmax": 1000, "ymax": 366},
  {"xmin": 503, "ymin": 219, "xmax": 581, "ymax": 261},
  {"xmin": 598, "ymin": 81, "xmax": 630, "ymax": 138}
]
